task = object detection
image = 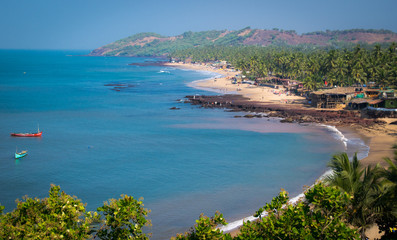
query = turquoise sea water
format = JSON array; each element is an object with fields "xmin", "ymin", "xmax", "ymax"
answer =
[{"xmin": 0, "ymin": 50, "xmax": 366, "ymax": 239}]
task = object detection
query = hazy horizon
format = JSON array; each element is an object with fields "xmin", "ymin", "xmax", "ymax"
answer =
[{"xmin": 2, "ymin": 0, "xmax": 397, "ymax": 50}]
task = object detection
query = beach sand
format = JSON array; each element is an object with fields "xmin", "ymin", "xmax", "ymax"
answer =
[
  {"xmin": 166, "ymin": 62, "xmax": 397, "ymax": 239},
  {"xmin": 166, "ymin": 62, "xmax": 305, "ymax": 104}
]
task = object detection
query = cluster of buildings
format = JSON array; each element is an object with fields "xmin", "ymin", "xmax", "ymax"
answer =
[
  {"xmin": 173, "ymin": 59, "xmax": 397, "ymax": 115},
  {"xmin": 310, "ymin": 87, "xmax": 397, "ymax": 110},
  {"xmin": 237, "ymin": 74, "xmax": 397, "ymax": 115},
  {"xmin": 309, "ymin": 87, "xmax": 397, "ymax": 117}
]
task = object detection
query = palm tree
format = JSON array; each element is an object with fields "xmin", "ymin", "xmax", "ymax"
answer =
[
  {"xmin": 376, "ymin": 145, "xmax": 397, "ymax": 237},
  {"xmin": 377, "ymin": 67, "xmax": 390, "ymax": 87},
  {"xmin": 372, "ymin": 44, "xmax": 383, "ymax": 60},
  {"xmin": 351, "ymin": 66, "xmax": 368, "ymax": 85},
  {"xmin": 326, "ymin": 153, "xmax": 363, "ymax": 195},
  {"xmin": 303, "ymin": 75, "xmax": 320, "ymax": 91},
  {"xmin": 326, "ymin": 153, "xmax": 383, "ymax": 239},
  {"xmin": 332, "ymin": 56, "xmax": 348, "ymax": 86},
  {"xmin": 350, "ymin": 165, "xmax": 383, "ymax": 239},
  {"xmin": 387, "ymin": 42, "xmax": 397, "ymax": 56}
]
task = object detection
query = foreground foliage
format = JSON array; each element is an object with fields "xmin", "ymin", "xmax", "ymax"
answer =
[
  {"xmin": 172, "ymin": 184, "xmax": 359, "ymax": 240},
  {"xmin": 96, "ymin": 195, "xmax": 151, "ymax": 240},
  {"xmin": 376, "ymin": 145, "xmax": 397, "ymax": 239},
  {"xmin": 236, "ymin": 184, "xmax": 359, "ymax": 239},
  {"xmin": 176, "ymin": 151, "xmax": 397, "ymax": 240},
  {"xmin": 1, "ymin": 148, "xmax": 397, "ymax": 239},
  {"xmin": 0, "ymin": 185, "xmax": 98, "ymax": 239},
  {"xmin": 326, "ymin": 153, "xmax": 382, "ymax": 239},
  {"xmin": 0, "ymin": 185, "xmax": 150, "ymax": 240},
  {"xmin": 326, "ymin": 152, "xmax": 397, "ymax": 239},
  {"xmin": 172, "ymin": 211, "xmax": 232, "ymax": 240}
]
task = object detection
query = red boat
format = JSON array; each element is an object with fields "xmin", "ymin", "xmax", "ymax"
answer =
[{"xmin": 11, "ymin": 126, "xmax": 42, "ymax": 137}]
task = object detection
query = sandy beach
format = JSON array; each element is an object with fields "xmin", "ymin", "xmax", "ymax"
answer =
[
  {"xmin": 166, "ymin": 62, "xmax": 306, "ymax": 104},
  {"xmin": 166, "ymin": 62, "xmax": 397, "ymax": 239}
]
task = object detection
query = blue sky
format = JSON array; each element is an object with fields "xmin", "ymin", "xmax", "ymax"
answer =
[{"xmin": 1, "ymin": 0, "xmax": 396, "ymax": 50}]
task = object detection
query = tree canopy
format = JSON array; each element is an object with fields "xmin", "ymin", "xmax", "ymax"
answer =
[
  {"xmin": 0, "ymin": 185, "xmax": 150, "ymax": 240},
  {"xmin": 171, "ymin": 43, "xmax": 397, "ymax": 90}
]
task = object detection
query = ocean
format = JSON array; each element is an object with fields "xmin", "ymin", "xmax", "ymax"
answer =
[{"xmin": 0, "ymin": 50, "xmax": 368, "ymax": 239}]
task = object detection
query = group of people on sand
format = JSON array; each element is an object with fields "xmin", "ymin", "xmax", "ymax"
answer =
[{"xmin": 270, "ymin": 89, "xmax": 291, "ymax": 96}]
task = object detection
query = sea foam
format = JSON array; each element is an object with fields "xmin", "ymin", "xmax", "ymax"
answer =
[{"xmin": 321, "ymin": 124, "xmax": 348, "ymax": 149}]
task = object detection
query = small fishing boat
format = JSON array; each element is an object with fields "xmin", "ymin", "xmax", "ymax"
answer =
[
  {"xmin": 15, "ymin": 150, "xmax": 28, "ymax": 159},
  {"xmin": 11, "ymin": 125, "xmax": 42, "ymax": 137}
]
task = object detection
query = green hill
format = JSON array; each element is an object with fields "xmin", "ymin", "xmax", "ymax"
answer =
[{"xmin": 88, "ymin": 28, "xmax": 397, "ymax": 57}]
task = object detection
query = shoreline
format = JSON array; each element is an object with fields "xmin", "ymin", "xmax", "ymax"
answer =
[
  {"xmin": 219, "ymin": 124, "xmax": 368, "ymax": 234},
  {"xmin": 166, "ymin": 62, "xmax": 397, "ymax": 238},
  {"xmin": 166, "ymin": 62, "xmax": 397, "ymax": 166}
]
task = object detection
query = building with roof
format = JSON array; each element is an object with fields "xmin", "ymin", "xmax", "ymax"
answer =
[{"xmin": 310, "ymin": 87, "xmax": 360, "ymax": 109}]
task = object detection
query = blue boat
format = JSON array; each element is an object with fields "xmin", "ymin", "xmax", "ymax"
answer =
[{"xmin": 15, "ymin": 150, "xmax": 27, "ymax": 159}]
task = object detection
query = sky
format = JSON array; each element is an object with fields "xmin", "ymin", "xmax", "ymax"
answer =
[{"xmin": 1, "ymin": 0, "xmax": 397, "ymax": 50}]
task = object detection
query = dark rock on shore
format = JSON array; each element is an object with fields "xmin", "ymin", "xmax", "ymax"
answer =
[
  {"xmin": 243, "ymin": 114, "xmax": 263, "ymax": 118},
  {"xmin": 184, "ymin": 94, "xmax": 384, "ymax": 127},
  {"xmin": 280, "ymin": 118, "xmax": 294, "ymax": 123}
]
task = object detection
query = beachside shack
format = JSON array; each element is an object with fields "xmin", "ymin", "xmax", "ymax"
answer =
[
  {"xmin": 362, "ymin": 90, "xmax": 397, "ymax": 118},
  {"xmin": 366, "ymin": 98, "xmax": 397, "ymax": 118},
  {"xmin": 310, "ymin": 87, "xmax": 359, "ymax": 109},
  {"xmin": 348, "ymin": 98, "xmax": 370, "ymax": 110},
  {"xmin": 379, "ymin": 90, "xmax": 397, "ymax": 109},
  {"xmin": 368, "ymin": 99, "xmax": 384, "ymax": 108}
]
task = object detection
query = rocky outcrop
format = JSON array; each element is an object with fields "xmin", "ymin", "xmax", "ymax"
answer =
[{"xmin": 184, "ymin": 94, "xmax": 385, "ymax": 127}]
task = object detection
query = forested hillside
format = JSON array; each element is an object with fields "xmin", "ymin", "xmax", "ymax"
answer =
[
  {"xmin": 89, "ymin": 28, "xmax": 397, "ymax": 57},
  {"xmin": 171, "ymin": 43, "xmax": 397, "ymax": 90}
]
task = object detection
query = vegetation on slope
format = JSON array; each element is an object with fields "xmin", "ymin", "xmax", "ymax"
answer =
[
  {"xmin": 90, "ymin": 28, "xmax": 259, "ymax": 56},
  {"xmin": 171, "ymin": 43, "xmax": 397, "ymax": 90},
  {"xmin": 89, "ymin": 28, "xmax": 397, "ymax": 57}
]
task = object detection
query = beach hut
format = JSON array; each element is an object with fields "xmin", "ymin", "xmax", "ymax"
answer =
[
  {"xmin": 310, "ymin": 87, "xmax": 360, "ymax": 109},
  {"xmin": 348, "ymin": 98, "xmax": 370, "ymax": 110},
  {"xmin": 368, "ymin": 99, "xmax": 384, "ymax": 108},
  {"xmin": 363, "ymin": 90, "xmax": 397, "ymax": 117},
  {"xmin": 377, "ymin": 90, "xmax": 397, "ymax": 109}
]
